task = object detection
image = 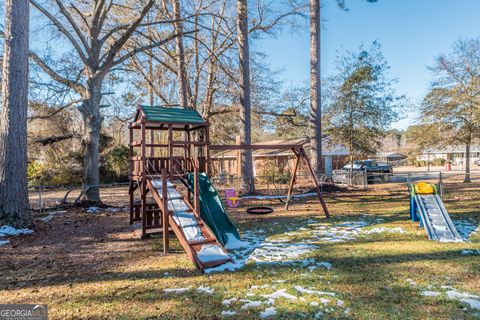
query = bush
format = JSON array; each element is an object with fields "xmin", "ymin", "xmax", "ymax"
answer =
[
  {"xmin": 100, "ymin": 145, "xmax": 130, "ymax": 183},
  {"xmin": 432, "ymin": 158, "xmax": 446, "ymax": 166},
  {"xmin": 257, "ymin": 159, "xmax": 291, "ymax": 184}
]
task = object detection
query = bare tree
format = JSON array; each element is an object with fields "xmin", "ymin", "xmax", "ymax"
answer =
[
  {"xmin": 172, "ymin": 0, "xmax": 190, "ymax": 108},
  {"xmin": 236, "ymin": 0, "xmax": 254, "ymax": 193},
  {"xmin": 29, "ymin": 0, "xmax": 186, "ymax": 203},
  {"xmin": 421, "ymin": 38, "xmax": 480, "ymax": 183},
  {"xmin": 310, "ymin": 0, "xmax": 378, "ymax": 175},
  {"xmin": 309, "ymin": 0, "xmax": 322, "ymax": 175},
  {"xmin": 0, "ymin": 0, "xmax": 32, "ymax": 228}
]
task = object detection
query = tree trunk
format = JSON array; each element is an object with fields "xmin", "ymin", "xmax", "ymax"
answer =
[
  {"xmin": 79, "ymin": 77, "xmax": 103, "ymax": 203},
  {"xmin": 0, "ymin": 0, "xmax": 32, "ymax": 228},
  {"xmin": 172, "ymin": 0, "xmax": 189, "ymax": 108},
  {"xmin": 237, "ymin": 0, "xmax": 254, "ymax": 193},
  {"xmin": 464, "ymin": 141, "xmax": 471, "ymax": 183},
  {"xmin": 309, "ymin": 0, "xmax": 322, "ymax": 176}
]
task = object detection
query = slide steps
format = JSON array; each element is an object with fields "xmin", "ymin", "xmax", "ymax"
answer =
[
  {"xmin": 414, "ymin": 194, "xmax": 462, "ymax": 242},
  {"xmin": 146, "ymin": 178, "xmax": 232, "ymax": 270}
]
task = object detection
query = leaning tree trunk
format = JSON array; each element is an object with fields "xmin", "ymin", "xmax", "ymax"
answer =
[
  {"xmin": 464, "ymin": 141, "xmax": 471, "ymax": 183},
  {"xmin": 79, "ymin": 78, "xmax": 103, "ymax": 203},
  {"xmin": 0, "ymin": 0, "xmax": 32, "ymax": 228},
  {"xmin": 237, "ymin": 0, "xmax": 255, "ymax": 194},
  {"xmin": 309, "ymin": 0, "xmax": 322, "ymax": 176}
]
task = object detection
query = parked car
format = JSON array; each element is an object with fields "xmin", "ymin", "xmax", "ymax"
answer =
[{"xmin": 342, "ymin": 160, "xmax": 393, "ymax": 182}]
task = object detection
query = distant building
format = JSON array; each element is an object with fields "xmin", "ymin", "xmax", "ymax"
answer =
[
  {"xmin": 375, "ymin": 152, "xmax": 407, "ymax": 165},
  {"xmin": 417, "ymin": 145, "xmax": 480, "ymax": 164},
  {"xmin": 210, "ymin": 137, "xmax": 349, "ymax": 177}
]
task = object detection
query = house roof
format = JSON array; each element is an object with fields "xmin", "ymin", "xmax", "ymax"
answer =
[
  {"xmin": 134, "ymin": 106, "xmax": 207, "ymax": 126},
  {"xmin": 423, "ymin": 145, "xmax": 480, "ymax": 154},
  {"xmin": 376, "ymin": 152, "xmax": 406, "ymax": 158},
  {"xmin": 212, "ymin": 137, "xmax": 349, "ymax": 159}
]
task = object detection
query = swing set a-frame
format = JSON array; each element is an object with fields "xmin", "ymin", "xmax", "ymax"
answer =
[{"xmin": 209, "ymin": 144, "xmax": 330, "ymax": 217}]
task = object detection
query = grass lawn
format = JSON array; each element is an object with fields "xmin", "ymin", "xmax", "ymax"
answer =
[{"xmin": 0, "ymin": 188, "xmax": 479, "ymax": 319}]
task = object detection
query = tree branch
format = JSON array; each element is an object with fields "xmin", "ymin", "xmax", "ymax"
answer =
[
  {"xmin": 54, "ymin": 0, "xmax": 89, "ymax": 53},
  {"xmin": 30, "ymin": 0, "xmax": 88, "ymax": 64},
  {"xmin": 34, "ymin": 135, "xmax": 75, "ymax": 146},
  {"xmin": 28, "ymin": 99, "xmax": 83, "ymax": 122},
  {"xmin": 29, "ymin": 51, "xmax": 86, "ymax": 95},
  {"xmin": 100, "ymin": 0, "xmax": 154, "ymax": 73},
  {"xmin": 112, "ymin": 30, "xmax": 196, "ymax": 67}
]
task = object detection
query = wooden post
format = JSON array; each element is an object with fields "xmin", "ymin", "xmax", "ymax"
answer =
[
  {"xmin": 162, "ymin": 168, "xmax": 169, "ymax": 253},
  {"xmin": 285, "ymin": 149, "xmax": 301, "ymax": 210},
  {"xmin": 141, "ymin": 123, "xmax": 147, "ymax": 238},
  {"xmin": 299, "ymin": 147, "xmax": 330, "ymax": 218},
  {"xmin": 129, "ymin": 125, "xmax": 134, "ymax": 224},
  {"xmin": 205, "ymin": 127, "xmax": 211, "ymax": 175},
  {"xmin": 141, "ymin": 181, "xmax": 147, "ymax": 239},
  {"xmin": 168, "ymin": 124, "xmax": 173, "ymax": 180},
  {"xmin": 141, "ymin": 123, "xmax": 146, "ymax": 177},
  {"xmin": 129, "ymin": 125, "xmax": 133, "ymax": 178},
  {"xmin": 235, "ymin": 135, "xmax": 241, "ymax": 176},
  {"xmin": 194, "ymin": 159, "xmax": 200, "ymax": 216},
  {"xmin": 150, "ymin": 126, "xmax": 155, "ymax": 157}
]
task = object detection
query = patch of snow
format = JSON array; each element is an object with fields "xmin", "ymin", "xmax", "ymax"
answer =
[
  {"xmin": 163, "ymin": 287, "xmax": 191, "ymax": 294},
  {"xmin": 308, "ymin": 262, "xmax": 332, "ymax": 271},
  {"xmin": 294, "ymin": 286, "xmax": 336, "ymax": 297},
  {"xmin": 272, "ymin": 280, "xmax": 286, "ymax": 283},
  {"xmin": 197, "ymin": 244, "xmax": 229, "ymax": 263},
  {"xmin": 222, "ymin": 298, "xmax": 238, "ymax": 306},
  {"xmin": 461, "ymin": 249, "xmax": 480, "ymax": 255},
  {"xmin": 250, "ymin": 284, "xmax": 270, "ymax": 290},
  {"xmin": 337, "ymin": 299, "xmax": 345, "ymax": 306},
  {"xmin": 445, "ymin": 289, "xmax": 480, "ymax": 310},
  {"xmin": 310, "ymin": 301, "xmax": 319, "ymax": 307},
  {"xmin": 314, "ymin": 311, "xmax": 323, "ymax": 319},
  {"xmin": 205, "ymin": 231, "xmax": 265, "ymax": 273},
  {"xmin": 406, "ymin": 278, "xmax": 417, "ymax": 286},
  {"xmin": 250, "ymin": 242, "xmax": 318, "ymax": 263},
  {"xmin": 39, "ymin": 210, "xmax": 66, "ymax": 222},
  {"xmin": 446, "ymin": 290, "xmax": 480, "ymax": 300},
  {"xmin": 461, "ymin": 299, "xmax": 480, "ymax": 310},
  {"xmin": 0, "ymin": 225, "xmax": 34, "ymax": 237},
  {"xmin": 220, "ymin": 310, "xmax": 236, "ymax": 316},
  {"xmin": 197, "ymin": 285, "xmax": 214, "ymax": 294},
  {"xmin": 106, "ymin": 207, "xmax": 122, "ymax": 213},
  {"xmin": 259, "ymin": 307, "xmax": 277, "ymax": 318},
  {"xmin": 0, "ymin": 240, "xmax": 10, "ymax": 246},
  {"xmin": 453, "ymin": 220, "xmax": 479, "ymax": 241},
  {"xmin": 363, "ymin": 227, "xmax": 406, "ymax": 234},
  {"xmin": 240, "ymin": 299, "xmax": 264, "ymax": 309},
  {"xmin": 225, "ymin": 233, "xmax": 248, "ymax": 250},
  {"xmin": 86, "ymin": 206, "xmax": 101, "ymax": 213},
  {"xmin": 262, "ymin": 289, "xmax": 297, "ymax": 301},
  {"xmin": 421, "ymin": 291, "xmax": 441, "ymax": 297}
]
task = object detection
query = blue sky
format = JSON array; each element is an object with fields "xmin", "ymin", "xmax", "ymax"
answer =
[{"xmin": 257, "ymin": 0, "xmax": 480, "ymax": 129}]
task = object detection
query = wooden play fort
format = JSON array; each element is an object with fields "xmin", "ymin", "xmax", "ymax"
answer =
[{"xmin": 128, "ymin": 105, "xmax": 329, "ymax": 271}]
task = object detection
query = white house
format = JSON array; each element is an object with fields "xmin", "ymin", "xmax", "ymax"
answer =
[{"xmin": 417, "ymin": 145, "xmax": 480, "ymax": 164}]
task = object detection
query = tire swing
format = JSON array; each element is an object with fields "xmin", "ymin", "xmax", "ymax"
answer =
[{"xmin": 246, "ymin": 206, "xmax": 274, "ymax": 215}]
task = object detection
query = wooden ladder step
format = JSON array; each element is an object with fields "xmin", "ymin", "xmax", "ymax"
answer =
[{"xmin": 188, "ymin": 238, "xmax": 218, "ymax": 246}]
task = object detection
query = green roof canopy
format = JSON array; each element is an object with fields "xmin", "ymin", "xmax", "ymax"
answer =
[{"xmin": 138, "ymin": 106, "xmax": 206, "ymax": 125}]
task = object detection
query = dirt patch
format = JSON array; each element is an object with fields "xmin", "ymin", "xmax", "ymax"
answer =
[{"xmin": 0, "ymin": 209, "xmax": 153, "ymax": 291}]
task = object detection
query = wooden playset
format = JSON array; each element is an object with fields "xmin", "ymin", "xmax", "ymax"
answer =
[{"xmin": 128, "ymin": 105, "xmax": 329, "ymax": 271}]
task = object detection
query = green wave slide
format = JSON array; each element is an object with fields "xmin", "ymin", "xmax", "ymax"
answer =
[{"xmin": 186, "ymin": 173, "xmax": 240, "ymax": 246}]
